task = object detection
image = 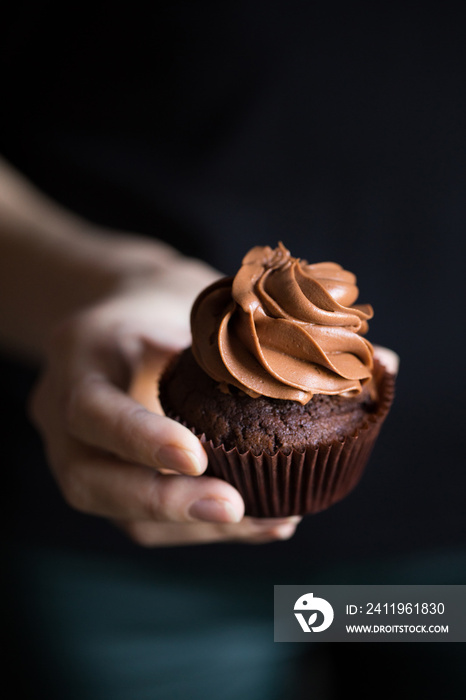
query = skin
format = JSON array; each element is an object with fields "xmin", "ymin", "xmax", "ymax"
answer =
[
  {"xmin": 0, "ymin": 156, "xmax": 399, "ymax": 547},
  {"xmin": 1, "ymin": 156, "xmax": 304, "ymax": 546}
]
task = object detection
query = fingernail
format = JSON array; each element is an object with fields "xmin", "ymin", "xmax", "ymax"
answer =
[
  {"xmin": 274, "ymin": 523, "xmax": 298, "ymax": 540},
  {"xmin": 189, "ymin": 498, "xmax": 241, "ymax": 524},
  {"xmin": 250, "ymin": 516, "xmax": 302, "ymax": 527},
  {"xmin": 156, "ymin": 445, "xmax": 202, "ymax": 475}
]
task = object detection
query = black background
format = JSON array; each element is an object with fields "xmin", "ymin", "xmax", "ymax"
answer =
[{"xmin": 2, "ymin": 3, "xmax": 466, "ymax": 698}]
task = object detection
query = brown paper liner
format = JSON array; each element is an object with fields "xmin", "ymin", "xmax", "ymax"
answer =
[{"xmin": 162, "ymin": 360, "xmax": 395, "ymax": 517}]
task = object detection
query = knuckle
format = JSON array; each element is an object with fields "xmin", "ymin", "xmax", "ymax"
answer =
[
  {"xmin": 138, "ymin": 473, "xmax": 182, "ymax": 523},
  {"xmin": 139, "ymin": 473, "xmax": 165, "ymax": 521},
  {"xmin": 114, "ymin": 404, "xmax": 152, "ymax": 463},
  {"xmin": 123, "ymin": 522, "xmax": 158, "ymax": 547},
  {"xmin": 114, "ymin": 402, "xmax": 140, "ymax": 445},
  {"xmin": 62, "ymin": 376, "xmax": 96, "ymax": 434},
  {"xmin": 56, "ymin": 463, "xmax": 91, "ymax": 514}
]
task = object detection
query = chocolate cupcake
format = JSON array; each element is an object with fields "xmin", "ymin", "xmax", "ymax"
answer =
[{"xmin": 159, "ymin": 243, "xmax": 395, "ymax": 517}]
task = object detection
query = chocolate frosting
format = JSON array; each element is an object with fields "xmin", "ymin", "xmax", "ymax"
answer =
[{"xmin": 191, "ymin": 243, "xmax": 374, "ymax": 404}]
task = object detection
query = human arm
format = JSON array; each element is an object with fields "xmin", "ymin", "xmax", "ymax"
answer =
[{"xmin": 0, "ymin": 156, "xmax": 300, "ymax": 545}]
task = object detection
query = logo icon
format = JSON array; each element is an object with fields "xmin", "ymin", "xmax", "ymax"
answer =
[{"xmin": 294, "ymin": 592, "xmax": 334, "ymax": 632}]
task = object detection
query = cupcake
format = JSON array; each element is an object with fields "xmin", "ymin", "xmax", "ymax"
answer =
[{"xmin": 159, "ymin": 243, "xmax": 395, "ymax": 517}]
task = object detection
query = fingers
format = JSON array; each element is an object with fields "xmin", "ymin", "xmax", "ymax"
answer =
[
  {"xmin": 34, "ymin": 368, "xmax": 304, "ymax": 546},
  {"xmin": 373, "ymin": 345, "xmax": 400, "ymax": 376},
  {"xmin": 52, "ymin": 443, "xmax": 244, "ymax": 523},
  {"xmin": 115, "ymin": 517, "xmax": 302, "ymax": 547},
  {"xmin": 30, "ymin": 302, "xmax": 304, "ymax": 547},
  {"xmin": 47, "ymin": 434, "xmax": 303, "ymax": 546},
  {"xmin": 65, "ymin": 374, "xmax": 207, "ymax": 476}
]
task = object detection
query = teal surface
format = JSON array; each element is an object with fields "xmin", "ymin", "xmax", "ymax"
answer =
[{"xmin": 9, "ymin": 545, "xmax": 466, "ymax": 700}]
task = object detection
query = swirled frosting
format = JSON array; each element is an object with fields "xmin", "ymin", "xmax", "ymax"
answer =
[{"xmin": 191, "ymin": 243, "xmax": 374, "ymax": 404}]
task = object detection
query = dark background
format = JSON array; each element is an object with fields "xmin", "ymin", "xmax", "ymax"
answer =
[
  {"xmin": 2, "ymin": 0, "xmax": 465, "ymax": 562},
  {"xmin": 2, "ymin": 3, "xmax": 465, "ymax": 698}
]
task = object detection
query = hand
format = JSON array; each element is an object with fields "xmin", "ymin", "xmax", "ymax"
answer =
[
  {"xmin": 29, "ymin": 254, "xmax": 301, "ymax": 547},
  {"xmin": 372, "ymin": 345, "xmax": 399, "ymax": 376}
]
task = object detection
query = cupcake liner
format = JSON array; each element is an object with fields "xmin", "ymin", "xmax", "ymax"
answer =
[{"xmin": 162, "ymin": 360, "xmax": 395, "ymax": 517}]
